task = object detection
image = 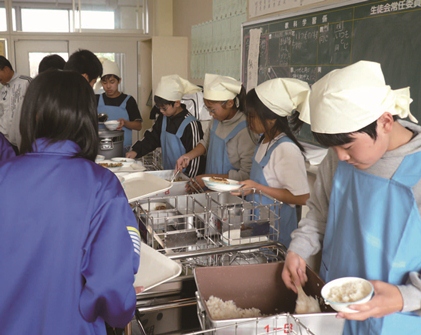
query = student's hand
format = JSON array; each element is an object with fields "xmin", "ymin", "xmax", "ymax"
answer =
[
  {"xmin": 126, "ymin": 151, "xmax": 137, "ymax": 159},
  {"xmin": 281, "ymin": 251, "xmax": 308, "ymax": 293},
  {"xmin": 231, "ymin": 179, "xmax": 259, "ymax": 196},
  {"xmin": 176, "ymin": 155, "xmax": 190, "ymax": 172},
  {"xmin": 117, "ymin": 118, "xmax": 126, "ymax": 130},
  {"xmin": 336, "ymin": 280, "xmax": 403, "ymax": 321},
  {"xmin": 187, "ymin": 175, "xmax": 206, "ymax": 193},
  {"xmin": 135, "ymin": 286, "xmax": 145, "ymax": 294}
]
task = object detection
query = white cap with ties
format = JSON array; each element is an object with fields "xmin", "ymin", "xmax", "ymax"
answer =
[
  {"xmin": 254, "ymin": 78, "xmax": 311, "ymax": 117},
  {"xmin": 155, "ymin": 74, "xmax": 201, "ymax": 101},
  {"xmin": 300, "ymin": 60, "xmax": 417, "ymax": 134}
]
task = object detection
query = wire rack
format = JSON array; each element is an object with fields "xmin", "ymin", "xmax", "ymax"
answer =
[
  {"xmin": 184, "ymin": 313, "xmax": 319, "ymax": 335},
  {"xmin": 139, "ymin": 148, "xmax": 163, "ymax": 171},
  {"xmin": 166, "ymin": 242, "xmax": 287, "ymax": 276},
  {"xmin": 132, "ymin": 191, "xmax": 281, "ymax": 253}
]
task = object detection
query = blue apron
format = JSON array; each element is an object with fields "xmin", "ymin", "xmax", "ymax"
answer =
[
  {"xmin": 247, "ymin": 136, "xmax": 297, "ymax": 248},
  {"xmin": 320, "ymin": 152, "xmax": 421, "ymax": 335},
  {"xmin": 205, "ymin": 119, "xmax": 247, "ymax": 174},
  {"xmin": 97, "ymin": 94, "xmax": 132, "ymax": 150},
  {"xmin": 160, "ymin": 114, "xmax": 196, "ymax": 170}
]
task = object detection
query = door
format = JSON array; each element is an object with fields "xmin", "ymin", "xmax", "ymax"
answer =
[
  {"xmin": 14, "ymin": 38, "xmax": 141, "ymax": 142},
  {"xmin": 14, "ymin": 40, "xmax": 69, "ymax": 78}
]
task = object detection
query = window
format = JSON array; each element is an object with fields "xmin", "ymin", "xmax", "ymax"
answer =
[
  {"xmin": 0, "ymin": 7, "xmax": 6, "ymax": 31},
  {"xmin": 22, "ymin": 9, "xmax": 70, "ymax": 32},
  {"xmin": 11, "ymin": 0, "xmax": 148, "ymax": 32}
]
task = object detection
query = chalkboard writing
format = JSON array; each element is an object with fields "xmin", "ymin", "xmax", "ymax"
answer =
[{"xmin": 242, "ymin": 0, "xmax": 421, "ymax": 144}]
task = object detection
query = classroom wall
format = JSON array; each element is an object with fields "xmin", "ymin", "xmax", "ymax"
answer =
[
  {"xmin": 170, "ymin": 0, "xmax": 348, "ymax": 84},
  {"xmin": 172, "ymin": 0, "xmax": 213, "ymax": 85}
]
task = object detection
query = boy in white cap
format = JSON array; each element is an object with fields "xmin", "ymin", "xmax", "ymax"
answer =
[
  {"xmin": 96, "ymin": 59, "xmax": 142, "ymax": 151},
  {"xmin": 176, "ymin": 74, "xmax": 257, "ymax": 187},
  {"xmin": 282, "ymin": 61, "xmax": 421, "ymax": 334},
  {"xmin": 126, "ymin": 74, "xmax": 205, "ymax": 178},
  {"xmin": 234, "ymin": 78, "xmax": 310, "ymax": 247}
]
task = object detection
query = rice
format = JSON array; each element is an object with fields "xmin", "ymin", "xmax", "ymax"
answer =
[
  {"xmin": 326, "ymin": 281, "xmax": 370, "ymax": 303},
  {"xmin": 206, "ymin": 295, "xmax": 262, "ymax": 320}
]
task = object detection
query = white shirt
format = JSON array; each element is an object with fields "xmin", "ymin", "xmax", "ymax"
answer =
[
  {"xmin": 255, "ymin": 133, "xmax": 309, "ymax": 197},
  {"xmin": 0, "ymin": 73, "xmax": 32, "ymax": 147}
]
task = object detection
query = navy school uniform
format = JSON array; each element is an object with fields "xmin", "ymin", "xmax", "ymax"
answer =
[{"xmin": 0, "ymin": 139, "xmax": 140, "ymax": 334}]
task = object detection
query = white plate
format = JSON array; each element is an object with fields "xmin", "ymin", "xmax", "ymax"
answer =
[
  {"xmin": 95, "ymin": 154, "xmax": 105, "ymax": 162},
  {"xmin": 118, "ymin": 162, "xmax": 146, "ymax": 172},
  {"xmin": 97, "ymin": 159, "xmax": 122, "ymax": 172},
  {"xmin": 134, "ymin": 242, "xmax": 182, "ymax": 293},
  {"xmin": 202, "ymin": 177, "xmax": 243, "ymax": 192},
  {"xmin": 121, "ymin": 172, "xmax": 172, "ymax": 202},
  {"xmin": 111, "ymin": 157, "xmax": 135, "ymax": 164}
]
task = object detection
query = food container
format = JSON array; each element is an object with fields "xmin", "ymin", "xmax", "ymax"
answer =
[
  {"xmin": 145, "ymin": 170, "xmax": 190, "ymax": 197},
  {"xmin": 98, "ymin": 129, "xmax": 124, "ymax": 159},
  {"xmin": 194, "ymin": 262, "xmax": 344, "ymax": 335}
]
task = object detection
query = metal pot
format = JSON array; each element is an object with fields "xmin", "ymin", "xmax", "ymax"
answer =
[{"xmin": 98, "ymin": 129, "xmax": 124, "ymax": 159}]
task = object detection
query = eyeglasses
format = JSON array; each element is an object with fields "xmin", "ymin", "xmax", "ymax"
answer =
[
  {"xmin": 155, "ymin": 104, "xmax": 169, "ymax": 112},
  {"xmin": 204, "ymin": 100, "xmax": 228, "ymax": 114}
]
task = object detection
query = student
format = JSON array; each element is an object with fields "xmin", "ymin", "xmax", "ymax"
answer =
[
  {"xmin": 38, "ymin": 54, "xmax": 66, "ymax": 73},
  {"xmin": 235, "ymin": 78, "xmax": 310, "ymax": 247},
  {"xmin": 97, "ymin": 59, "xmax": 142, "ymax": 151},
  {"xmin": 0, "ymin": 70, "xmax": 140, "ymax": 334},
  {"xmin": 281, "ymin": 61, "xmax": 421, "ymax": 334},
  {"xmin": 0, "ymin": 132, "xmax": 15, "ymax": 161},
  {"xmin": 176, "ymin": 74, "xmax": 257, "ymax": 187},
  {"xmin": 64, "ymin": 49, "xmax": 102, "ymax": 87},
  {"xmin": 0, "ymin": 56, "xmax": 32, "ymax": 152},
  {"xmin": 126, "ymin": 74, "xmax": 205, "ymax": 178}
]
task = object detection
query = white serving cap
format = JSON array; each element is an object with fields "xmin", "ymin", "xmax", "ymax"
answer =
[
  {"xmin": 255, "ymin": 78, "xmax": 310, "ymax": 117},
  {"xmin": 101, "ymin": 59, "xmax": 120, "ymax": 78},
  {"xmin": 203, "ymin": 73, "xmax": 242, "ymax": 100},
  {"xmin": 155, "ymin": 74, "xmax": 201, "ymax": 101},
  {"xmin": 302, "ymin": 60, "xmax": 416, "ymax": 134}
]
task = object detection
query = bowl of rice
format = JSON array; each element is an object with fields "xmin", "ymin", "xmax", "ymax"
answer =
[{"xmin": 321, "ymin": 277, "xmax": 374, "ymax": 313}]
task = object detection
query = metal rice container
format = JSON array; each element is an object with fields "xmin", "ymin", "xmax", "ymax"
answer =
[
  {"xmin": 98, "ymin": 129, "xmax": 124, "ymax": 159},
  {"xmin": 194, "ymin": 262, "xmax": 345, "ymax": 335}
]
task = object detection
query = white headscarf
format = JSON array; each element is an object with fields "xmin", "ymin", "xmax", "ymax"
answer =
[
  {"xmin": 155, "ymin": 74, "xmax": 201, "ymax": 101},
  {"xmin": 255, "ymin": 78, "xmax": 310, "ymax": 117},
  {"xmin": 101, "ymin": 60, "xmax": 120, "ymax": 78},
  {"xmin": 301, "ymin": 60, "xmax": 416, "ymax": 134},
  {"xmin": 203, "ymin": 74, "xmax": 242, "ymax": 101}
]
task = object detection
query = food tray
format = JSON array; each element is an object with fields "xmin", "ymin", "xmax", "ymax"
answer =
[
  {"xmin": 145, "ymin": 170, "xmax": 190, "ymax": 197},
  {"xmin": 134, "ymin": 242, "xmax": 182, "ymax": 293},
  {"xmin": 194, "ymin": 262, "xmax": 344, "ymax": 335},
  {"xmin": 121, "ymin": 172, "xmax": 172, "ymax": 203}
]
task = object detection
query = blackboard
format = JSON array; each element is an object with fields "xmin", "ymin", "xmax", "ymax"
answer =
[{"xmin": 242, "ymin": 0, "xmax": 421, "ymax": 145}]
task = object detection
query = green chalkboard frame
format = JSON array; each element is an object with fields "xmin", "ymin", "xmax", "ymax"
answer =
[{"xmin": 242, "ymin": 0, "xmax": 421, "ymax": 145}]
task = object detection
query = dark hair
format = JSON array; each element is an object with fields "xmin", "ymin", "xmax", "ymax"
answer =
[
  {"xmin": 19, "ymin": 70, "xmax": 99, "ymax": 160},
  {"xmin": 311, "ymin": 117, "xmax": 391, "ymax": 147},
  {"xmin": 0, "ymin": 56, "xmax": 13, "ymax": 71},
  {"xmin": 38, "ymin": 54, "xmax": 66, "ymax": 73},
  {"xmin": 64, "ymin": 49, "xmax": 102, "ymax": 82},
  {"xmin": 154, "ymin": 95, "xmax": 175, "ymax": 107},
  {"xmin": 236, "ymin": 85, "xmax": 247, "ymax": 112},
  {"xmin": 101, "ymin": 74, "xmax": 120, "ymax": 81},
  {"xmin": 245, "ymin": 88, "xmax": 305, "ymax": 152}
]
